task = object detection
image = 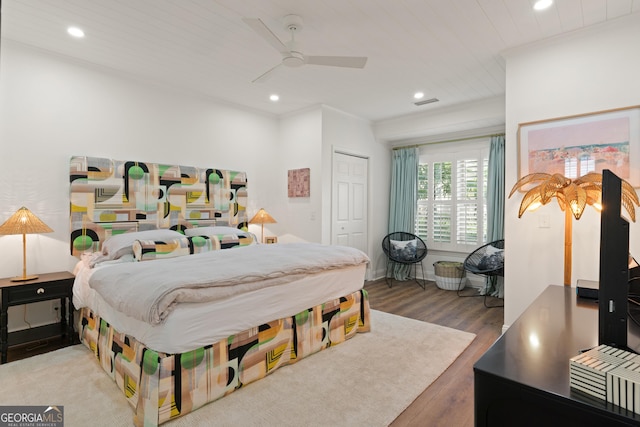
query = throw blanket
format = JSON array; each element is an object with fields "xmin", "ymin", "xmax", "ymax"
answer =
[{"xmin": 89, "ymin": 243, "xmax": 369, "ymax": 325}]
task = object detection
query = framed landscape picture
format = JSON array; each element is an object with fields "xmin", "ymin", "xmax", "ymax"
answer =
[{"xmin": 517, "ymin": 106, "xmax": 640, "ymax": 187}]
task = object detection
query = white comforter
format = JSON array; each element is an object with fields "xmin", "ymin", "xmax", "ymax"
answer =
[{"xmin": 89, "ymin": 243, "xmax": 369, "ymax": 325}]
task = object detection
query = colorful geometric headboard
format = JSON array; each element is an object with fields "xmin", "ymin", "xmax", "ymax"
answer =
[{"xmin": 69, "ymin": 156, "xmax": 248, "ymax": 256}]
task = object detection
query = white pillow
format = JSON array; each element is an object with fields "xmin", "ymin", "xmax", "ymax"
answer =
[
  {"xmin": 184, "ymin": 226, "xmax": 247, "ymax": 236},
  {"xmin": 101, "ymin": 229, "xmax": 184, "ymax": 260}
]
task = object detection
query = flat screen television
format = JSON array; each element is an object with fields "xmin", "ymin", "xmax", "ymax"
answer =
[{"xmin": 598, "ymin": 169, "xmax": 631, "ymax": 350}]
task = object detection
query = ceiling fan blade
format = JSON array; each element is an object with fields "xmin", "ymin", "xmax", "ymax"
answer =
[
  {"xmin": 242, "ymin": 18, "xmax": 289, "ymax": 54},
  {"xmin": 305, "ymin": 56, "xmax": 368, "ymax": 68},
  {"xmin": 252, "ymin": 63, "xmax": 282, "ymax": 83}
]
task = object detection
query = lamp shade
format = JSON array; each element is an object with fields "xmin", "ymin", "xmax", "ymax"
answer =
[
  {"xmin": 249, "ymin": 208, "xmax": 277, "ymax": 225},
  {"xmin": 0, "ymin": 206, "xmax": 53, "ymax": 235},
  {"xmin": 0, "ymin": 207, "xmax": 53, "ymax": 281},
  {"xmin": 249, "ymin": 208, "xmax": 276, "ymax": 244}
]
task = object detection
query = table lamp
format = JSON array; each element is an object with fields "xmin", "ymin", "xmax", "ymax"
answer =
[
  {"xmin": 249, "ymin": 208, "xmax": 277, "ymax": 243},
  {"xmin": 0, "ymin": 206, "xmax": 53, "ymax": 281}
]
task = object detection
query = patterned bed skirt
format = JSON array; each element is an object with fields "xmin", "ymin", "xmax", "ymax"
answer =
[{"xmin": 79, "ymin": 288, "xmax": 371, "ymax": 426}]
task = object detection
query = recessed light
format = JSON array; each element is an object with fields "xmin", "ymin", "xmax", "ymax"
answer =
[
  {"xmin": 67, "ymin": 27, "xmax": 85, "ymax": 38},
  {"xmin": 413, "ymin": 92, "xmax": 424, "ymax": 100},
  {"xmin": 533, "ymin": 0, "xmax": 552, "ymax": 11},
  {"xmin": 269, "ymin": 94, "xmax": 279, "ymax": 102}
]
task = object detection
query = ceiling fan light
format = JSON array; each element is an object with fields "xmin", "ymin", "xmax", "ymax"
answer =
[{"xmin": 282, "ymin": 53, "xmax": 304, "ymax": 68}]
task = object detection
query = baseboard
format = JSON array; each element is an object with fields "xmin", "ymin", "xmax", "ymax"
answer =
[{"xmin": 369, "ymin": 268, "xmax": 485, "ymax": 290}]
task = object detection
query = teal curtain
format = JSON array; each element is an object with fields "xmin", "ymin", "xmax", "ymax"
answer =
[
  {"xmin": 485, "ymin": 135, "xmax": 505, "ymax": 297},
  {"xmin": 388, "ymin": 147, "xmax": 419, "ymax": 280},
  {"xmin": 487, "ymin": 135, "xmax": 505, "ymax": 241}
]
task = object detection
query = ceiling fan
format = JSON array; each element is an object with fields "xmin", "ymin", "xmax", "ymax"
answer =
[{"xmin": 242, "ymin": 14, "xmax": 368, "ymax": 83}]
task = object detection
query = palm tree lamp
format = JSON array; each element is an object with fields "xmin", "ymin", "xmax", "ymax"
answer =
[
  {"xmin": 0, "ymin": 206, "xmax": 53, "ymax": 281},
  {"xmin": 249, "ymin": 208, "xmax": 277, "ymax": 243},
  {"xmin": 509, "ymin": 172, "xmax": 639, "ymax": 286}
]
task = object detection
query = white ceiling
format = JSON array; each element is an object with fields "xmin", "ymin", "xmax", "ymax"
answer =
[{"xmin": 2, "ymin": 0, "xmax": 639, "ymax": 123}]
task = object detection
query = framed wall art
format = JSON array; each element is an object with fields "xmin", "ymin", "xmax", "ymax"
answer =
[
  {"xmin": 288, "ymin": 168, "xmax": 310, "ymax": 197},
  {"xmin": 517, "ymin": 106, "xmax": 640, "ymax": 187}
]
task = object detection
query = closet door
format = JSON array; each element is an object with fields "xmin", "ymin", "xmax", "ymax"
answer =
[{"xmin": 331, "ymin": 151, "xmax": 368, "ymax": 255}]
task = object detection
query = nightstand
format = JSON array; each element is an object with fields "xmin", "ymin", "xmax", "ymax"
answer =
[{"xmin": 0, "ymin": 271, "xmax": 76, "ymax": 364}]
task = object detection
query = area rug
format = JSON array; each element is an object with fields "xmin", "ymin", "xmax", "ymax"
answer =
[{"xmin": 0, "ymin": 310, "xmax": 475, "ymax": 426}]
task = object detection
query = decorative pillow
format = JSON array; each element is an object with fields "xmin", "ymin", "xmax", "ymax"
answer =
[
  {"xmin": 390, "ymin": 239, "xmax": 417, "ymax": 261},
  {"xmin": 186, "ymin": 226, "xmax": 257, "ymax": 248},
  {"xmin": 133, "ymin": 237, "xmax": 191, "ymax": 262},
  {"xmin": 218, "ymin": 233, "xmax": 254, "ymax": 249},
  {"xmin": 133, "ymin": 236, "xmax": 219, "ymax": 261},
  {"xmin": 477, "ymin": 249, "xmax": 504, "ymax": 271},
  {"xmin": 189, "ymin": 235, "xmax": 219, "ymax": 254},
  {"xmin": 483, "ymin": 244, "xmax": 502, "ymax": 256},
  {"xmin": 101, "ymin": 229, "xmax": 184, "ymax": 261}
]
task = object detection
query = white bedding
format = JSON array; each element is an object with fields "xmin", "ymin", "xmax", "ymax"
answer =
[
  {"xmin": 88, "ymin": 243, "xmax": 369, "ymax": 325},
  {"xmin": 73, "ymin": 245, "xmax": 368, "ymax": 353}
]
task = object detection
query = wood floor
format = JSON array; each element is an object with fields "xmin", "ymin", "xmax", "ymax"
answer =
[{"xmin": 363, "ymin": 278, "xmax": 504, "ymax": 427}]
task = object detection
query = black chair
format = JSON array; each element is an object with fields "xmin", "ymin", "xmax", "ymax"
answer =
[
  {"xmin": 458, "ymin": 239, "xmax": 504, "ymax": 307},
  {"xmin": 382, "ymin": 232, "xmax": 428, "ymax": 289}
]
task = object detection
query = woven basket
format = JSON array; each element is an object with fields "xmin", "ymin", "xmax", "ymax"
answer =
[{"xmin": 433, "ymin": 261, "xmax": 465, "ymax": 291}]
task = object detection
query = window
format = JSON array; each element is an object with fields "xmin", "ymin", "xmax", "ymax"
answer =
[{"xmin": 416, "ymin": 140, "xmax": 490, "ymax": 252}]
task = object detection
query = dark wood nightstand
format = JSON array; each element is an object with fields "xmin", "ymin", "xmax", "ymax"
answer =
[{"xmin": 0, "ymin": 271, "xmax": 76, "ymax": 364}]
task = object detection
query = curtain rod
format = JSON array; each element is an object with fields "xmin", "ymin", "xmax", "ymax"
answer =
[{"xmin": 392, "ymin": 133, "xmax": 505, "ymax": 150}]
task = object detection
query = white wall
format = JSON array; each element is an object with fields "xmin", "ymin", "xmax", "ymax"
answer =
[
  {"xmin": 321, "ymin": 105, "xmax": 390, "ymax": 280},
  {"xmin": 0, "ymin": 41, "xmax": 281, "ymax": 330},
  {"xmin": 504, "ymin": 13, "xmax": 640, "ymax": 327},
  {"xmin": 277, "ymin": 107, "xmax": 323, "ymax": 243}
]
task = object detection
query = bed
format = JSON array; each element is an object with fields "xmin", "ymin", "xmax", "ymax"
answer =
[{"xmin": 69, "ymin": 156, "xmax": 371, "ymax": 426}]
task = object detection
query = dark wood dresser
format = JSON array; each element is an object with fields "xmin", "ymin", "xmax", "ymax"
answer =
[{"xmin": 474, "ymin": 285, "xmax": 640, "ymax": 426}]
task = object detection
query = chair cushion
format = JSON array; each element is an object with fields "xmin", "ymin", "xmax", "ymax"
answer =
[{"xmin": 390, "ymin": 239, "xmax": 417, "ymax": 261}]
